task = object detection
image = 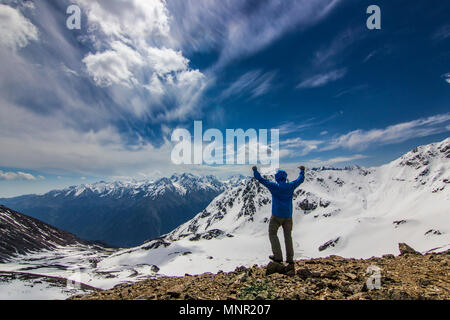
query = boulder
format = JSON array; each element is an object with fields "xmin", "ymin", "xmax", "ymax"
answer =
[{"xmin": 398, "ymin": 243, "xmax": 421, "ymax": 256}]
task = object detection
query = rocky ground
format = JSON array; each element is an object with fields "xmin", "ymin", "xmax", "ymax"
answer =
[{"xmin": 70, "ymin": 244, "xmax": 449, "ymax": 300}]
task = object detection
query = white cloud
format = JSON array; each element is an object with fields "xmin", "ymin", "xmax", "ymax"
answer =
[
  {"xmin": 442, "ymin": 72, "xmax": 450, "ymax": 84},
  {"xmin": 304, "ymin": 154, "xmax": 368, "ymax": 167},
  {"xmin": 297, "ymin": 69, "xmax": 347, "ymax": 89},
  {"xmin": 83, "ymin": 41, "xmax": 144, "ymax": 87},
  {"xmin": 323, "ymin": 113, "xmax": 450, "ymax": 151},
  {"xmin": 0, "ymin": 4, "xmax": 38, "ymax": 50},
  {"xmin": 322, "ymin": 154, "xmax": 368, "ymax": 164},
  {"xmin": 75, "ymin": 0, "xmax": 208, "ymax": 122},
  {"xmin": 0, "ymin": 170, "xmax": 42, "ymax": 181},
  {"xmin": 74, "ymin": 0, "xmax": 171, "ymax": 43},
  {"xmin": 146, "ymin": 47, "xmax": 188, "ymax": 75},
  {"xmin": 0, "ymin": 98, "xmax": 174, "ymax": 177},
  {"xmin": 280, "ymin": 137, "xmax": 324, "ymax": 157}
]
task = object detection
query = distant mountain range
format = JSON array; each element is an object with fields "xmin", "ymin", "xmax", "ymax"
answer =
[{"xmin": 0, "ymin": 173, "xmax": 235, "ymax": 247}]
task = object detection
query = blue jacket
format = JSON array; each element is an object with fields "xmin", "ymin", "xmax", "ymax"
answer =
[{"xmin": 253, "ymin": 168, "xmax": 305, "ymax": 218}]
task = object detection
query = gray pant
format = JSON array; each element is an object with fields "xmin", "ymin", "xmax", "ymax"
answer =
[{"xmin": 268, "ymin": 215, "xmax": 294, "ymax": 263}]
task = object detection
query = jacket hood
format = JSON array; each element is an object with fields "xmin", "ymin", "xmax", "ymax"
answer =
[{"xmin": 275, "ymin": 170, "xmax": 287, "ymax": 183}]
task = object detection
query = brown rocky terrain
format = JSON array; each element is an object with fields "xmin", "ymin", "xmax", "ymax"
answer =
[{"xmin": 70, "ymin": 244, "xmax": 449, "ymax": 300}]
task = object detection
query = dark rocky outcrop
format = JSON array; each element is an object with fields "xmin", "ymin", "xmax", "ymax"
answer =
[
  {"xmin": 398, "ymin": 243, "xmax": 422, "ymax": 255},
  {"xmin": 0, "ymin": 205, "xmax": 91, "ymax": 262}
]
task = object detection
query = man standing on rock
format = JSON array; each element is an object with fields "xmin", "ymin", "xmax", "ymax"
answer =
[{"xmin": 252, "ymin": 166, "xmax": 305, "ymax": 266}]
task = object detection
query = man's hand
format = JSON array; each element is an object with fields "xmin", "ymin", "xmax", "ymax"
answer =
[
  {"xmin": 298, "ymin": 165, "xmax": 305, "ymax": 171},
  {"xmin": 252, "ymin": 166, "xmax": 257, "ymax": 171}
]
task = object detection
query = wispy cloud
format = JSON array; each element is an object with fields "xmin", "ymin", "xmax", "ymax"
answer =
[
  {"xmin": 280, "ymin": 138, "xmax": 324, "ymax": 157},
  {"xmin": 333, "ymin": 84, "xmax": 368, "ymax": 98},
  {"xmin": 363, "ymin": 45, "xmax": 393, "ymax": 63},
  {"xmin": 295, "ymin": 28, "xmax": 364, "ymax": 91},
  {"xmin": 323, "ymin": 113, "xmax": 450, "ymax": 151},
  {"xmin": 297, "ymin": 68, "xmax": 347, "ymax": 89},
  {"xmin": 308, "ymin": 154, "xmax": 368, "ymax": 165},
  {"xmin": 167, "ymin": 0, "xmax": 342, "ymax": 69},
  {"xmin": 313, "ymin": 28, "xmax": 363, "ymax": 67},
  {"xmin": 220, "ymin": 70, "xmax": 277, "ymax": 101},
  {"xmin": 432, "ymin": 24, "xmax": 450, "ymax": 42},
  {"xmin": 278, "ymin": 113, "xmax": 340, "ymax": 135},
  {"xmin": 277, "ymin": 113, "xmax": 450, "ymax": 158},
  {"xmin": 322, "ymin": 154, "xmax": 368, "ymax": 164}
]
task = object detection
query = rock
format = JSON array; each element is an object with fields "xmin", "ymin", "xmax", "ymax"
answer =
[
  {"xmin": 323, "ymin": 270, "xmax": 339, "ymax": 279},
  {"xmin": 285, "ymin": 263, "xmax": 296, "ymax": 276},
  {"xmin": 167, "ymin": 284, "xmax": 184, "ymax": 298},
  {"xmin": 388, "ymin": 288, "xmax": 411, "ymax": 300},
  {"xmin": 348, "ymin": 292, "xmax": 366, "ymax": 300},
  {"xmin": 344, "ymin": 272, "xmax": 358, "ymax": 280},
  {"xmin": 348, "ymin": 283, "xmax": 364, "ymax": 294},
  {"xmin": 234, "ymin": 266, "xmax": 248, "ymax": 273},
  {"xmin": 235, "ymin": 273, "xmax": 248, "ymax": 283},
  {"xmin": 296, "ymin": 268, "xmax": 313, "ymax": 279},
  {"xmin": 382, "ymin": 254, "xmax": 395, "ymax": 259},
  {"xmin": 398, "ymin": 243, "xmax": 421, "ymax": 255},
  {"xmin": 418, "ymin": 278, "xmax": 432, "ymax": 287},
  {"xmin": 393, "ymin": 220, "xmax": 407, "ymax": 227},
  {"xmin": 319, "ymin": 237, "xmax": 340, "ymax": 251},
  {"xmin": 151, "ymin": 265, "xmax": 160, "ymax": 273}
]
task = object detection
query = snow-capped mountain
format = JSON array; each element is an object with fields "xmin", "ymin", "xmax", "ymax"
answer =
[
  {"xmin": 95, "ymin": 137, "xmax": 449, "ymax": 277},
  {"xmin": 0, "ymin": 173, "xmax": 227, "ymax": 247},
  {"xmin": 1, "ymin": 138, "xmax": 448, "ymax": 299}
]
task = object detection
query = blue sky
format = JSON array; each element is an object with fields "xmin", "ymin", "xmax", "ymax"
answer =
[{"xmin": 0, "ymin": 0, "xmax": 449, "ymax": 197}]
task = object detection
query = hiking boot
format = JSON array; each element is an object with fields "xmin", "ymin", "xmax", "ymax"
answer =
[
  {"xmin": 269, "ymin": 255, "xmax": 282, "ymax": 263},
  {"xmin": 285, "ymin": 262, "xmax": 296, "ymax": 276},
  {"xmin": 285, "ymin": 262, "xmax": 295, "ymax": 269}
]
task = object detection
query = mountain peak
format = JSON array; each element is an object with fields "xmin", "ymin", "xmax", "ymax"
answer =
[{"xmin": 396, "ymin": 137, "xmax": 450, "ymax": 169}]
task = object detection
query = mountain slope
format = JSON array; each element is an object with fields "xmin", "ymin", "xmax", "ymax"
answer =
[
  {"xmin": 0, "ymin": 205, "xmax": 87, "ymax": 262},
  {"xmin": 0, "ymin": 174, "xmax": 227, "ymax": 247}
]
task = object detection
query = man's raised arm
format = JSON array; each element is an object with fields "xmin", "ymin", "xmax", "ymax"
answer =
[
  {"xmin": 290, "ymin": 166, "xmax": 305, "ymax": 189},
  {"xmin": 252, "ymin": 166, "xmax": 277, "ymax": 190}
]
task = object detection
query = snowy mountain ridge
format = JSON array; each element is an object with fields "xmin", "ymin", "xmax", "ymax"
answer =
[
  {"xmin": 49, "ymin": 173, "xmax": 227, "ymax": 200},
  {"xmin": 0, "ymin": 173, "xmax": 233, "ymax": 247}
]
